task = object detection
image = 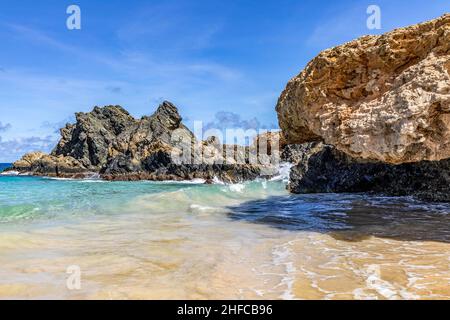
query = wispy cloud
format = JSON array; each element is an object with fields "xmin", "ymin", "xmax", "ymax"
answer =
[
  {"xmin": 3, "ymin": 21, "xmax": 242, "ymax": 90},
  {"xmin": 116, "ymin": 2, "xmax": 223, "ymax": 52},
  {"xmin": 5, "ymin": 19, "xmax": 240, "ymax": 81},
  {"xmin": 1, "ymin": 123, "xmax": 58, "ymax": 162},
  {"xmin": 41, "ymin": 116, "xmax": 76, "ymax": 134},
  {"xmin": 0, "ymin": 19, "xmax": 250, "ymax": 146},
  {"xmin": 0, "ymin": 135, "xmax": 57, "ymax": 163},
  {"xmin": 200, "ymin": 111, "xmax": 278, "ymax": 145},
  {"xmin": 4, "ymin": 22, "xmax": 125, "ymax": 70},
  {"xmin": 204, "ymin": 111, "xmax": 273, "ymax": 132},
  {"xmin": 106, "ymin": 86, "xmax": 122, "ymax": 94},
  {"xmin": 0, "ymin": 121, "xmax": 11, "ymax": 132}
]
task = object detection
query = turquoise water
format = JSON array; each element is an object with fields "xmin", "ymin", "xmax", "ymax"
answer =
[
  {"xmin": 0, "ymin": 172, "xmax": 449, "ymax": 299},
  {"xmin": 0, "ymin": 175, "xmax": 287, "ymax": 223},
  {"xmin": 0, "ymin": 175, "xmax": 193, "ymax": 222},
  {"xmin": 1, "ymin": 174, "xmax": 448, "ymax": 228}
]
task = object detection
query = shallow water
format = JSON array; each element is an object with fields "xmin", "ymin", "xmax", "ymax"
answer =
[{"xmin": 0, "ymin": 173, "xmax": 449, "ymax": 300}]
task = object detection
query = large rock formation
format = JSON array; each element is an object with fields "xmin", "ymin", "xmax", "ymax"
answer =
[
  {"xmin": 276, "ymin": 14, "xmax": 450, "ymax": 164},
  {"xmin": 52, "ymin": 102, "xmax": 194, "ymax": 171},
  {"xmin": 12, "ymin": 102, "xmax": 271, "ymax": 183},
  {"xmin": 289, "ymin": 145, "xmax": 450, "ymax": 203}
]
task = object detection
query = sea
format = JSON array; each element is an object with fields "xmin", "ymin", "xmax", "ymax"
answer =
[
  {"xmin": 0, "ymin": 163, "xmax": 449, "ymax": 299},
  {"xmin": 0, "ymin": 163, "xmax": 11, "ymax": 173}
]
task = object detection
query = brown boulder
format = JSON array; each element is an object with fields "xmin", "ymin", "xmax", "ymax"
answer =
[{"xmin": 276, "ymin": 14, "xmax": 450, "ymax": 164}]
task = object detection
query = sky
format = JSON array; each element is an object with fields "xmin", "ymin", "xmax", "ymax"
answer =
[{"xmin": 0, "ymin": 0, "xmax": 449, "ymax": 162}]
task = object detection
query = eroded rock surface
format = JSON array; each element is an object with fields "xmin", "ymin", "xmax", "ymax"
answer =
[
  {"xmin": 289, "ymin": 145, "xmax": 450, "ymax": 202},
  {"xmin": 13, "ymin": 102, "xmax": 269, "ymax": 182},
  {"xmin": 277, "ymin": 14, "xmax": 450, "ymax": 164},
  {"xmin": 12, "ymin": 152, "xmax": 88, "ymax": 178}
]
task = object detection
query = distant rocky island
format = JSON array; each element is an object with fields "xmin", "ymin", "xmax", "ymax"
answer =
[
  {"xmin": 8, "ymin": 14, "xmax": 450, "ymax": 202},
  {"xmin": 10, "ymin": 101, "xmax": 279, "ymax": 183}
]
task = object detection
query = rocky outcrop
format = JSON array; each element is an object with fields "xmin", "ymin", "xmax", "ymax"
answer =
[
  {"xmin": 13, "ymin": 101, "xmax": 270, "ymax": 183},
  {"xmin": 52, "ymin": 102, "xmax": 194, "ymax": 171},
  {"xmin": 281, "ymin": 142, "xmax": 324, "ymax": 164},
  {"xmin": 276, "ymin": 14, "xmax": 450, "ymax": 164},
  {"xmin": 12, "ymin": 152, "xmax": 89, "ymax": 178},
  {"xmin": 289, "ymin": 145, "xmax": 450, "ymax": 202}
]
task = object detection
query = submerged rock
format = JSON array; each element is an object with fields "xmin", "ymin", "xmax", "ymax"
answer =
[
  {"xmin": 13, "ymin": 101, "xmax": 269, "ymax": 183},
  {"xmin": 276, "ymin": 14, "xmax": 450, "ymax": 164},
  {"xmin": 289, "ymin": 145, "xmax": 450, "ymax": 202}
]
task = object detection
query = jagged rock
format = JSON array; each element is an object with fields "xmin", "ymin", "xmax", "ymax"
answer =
[
  {"xmin": 13, "ymin": 101, "xmax": 269, "ymax": 183},
  {"xmin": 52, "ymin": 102, "xmax": 191, "ymax": 170},
  {"xmin": 53, "ymin": 105, "xmax": 137, "ymax": 169},
  {"xmin": 101, "ymin": 139, "xmax": 263, "ymax": 183},
  {"xmin": 289, "ymin": 145, "xmax": 450, "ymax": 202},
  {"xmin": 276, "ymin": 14, "xmax": 450, "ymax": 164},
  {"xmin": 281, "ymin": 142, "xmax": 324, "ymax": 164}
]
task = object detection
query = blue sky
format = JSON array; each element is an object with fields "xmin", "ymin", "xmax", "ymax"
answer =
[{"xmin": 0, "ymin": 0, "xmax": 448, "ymax": 162}]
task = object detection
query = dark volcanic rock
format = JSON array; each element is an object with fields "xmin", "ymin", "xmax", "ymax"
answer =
[
  {"xmin": 102, "ymin": 163, "xmax": 261, "ymax": 183},
  {"xmin": 102, "ymin": 146, "xmax": 262, "ymax": 183},
  {"xmin": 281, "ymin": 142, "xmax": 324, "ymax": 164},
  {"xmin": 51, "ymin": 102, "xmax": 190, "ymax": 170},
  {"xmin": 289, "ymin": 145, "xmax": 450, "ymax": 202},
  {"xmin": 53, "ymin": 105, "xmax": 137, "ymax": 169},
  {"xmin": 13, "ymin": 101, "xmax": 267, "ymax": 183}
]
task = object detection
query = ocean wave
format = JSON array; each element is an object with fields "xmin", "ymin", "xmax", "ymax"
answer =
[
  {"xmin": 270, "ymin": 162, "xmax": 293, "ymax": 183},
  {"xmin": 42, "ymin": 177, "xmax": 77, "ymax": 181},
  {"xmin": 228, "ymin": 183, "xmax": 245, "ymax": 193},
  {"xmin": 0, "ymin": 170, "xmax": 20, "ymax": 176},
  {"xmin": 159, "ymin": 178, "xmax": 206, "ymax": 184}
]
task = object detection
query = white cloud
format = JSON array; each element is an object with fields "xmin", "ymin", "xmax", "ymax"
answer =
[
  {"xmin": 0, "ymin": 135, "xmax": 57, "ymax": 163},
  {"xmin": 0, "ymin": 121, "xmax": 11, "ymax": 132}
]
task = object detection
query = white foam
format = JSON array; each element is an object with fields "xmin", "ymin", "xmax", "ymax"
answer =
[
  {"xmin": 272, "ymin": 243, "xmax": 297, "ymax": 300},
  {"xmin": 229, "ymin": 184, "xmax": 245, "ymax": 193},
  {"xmin": 43, "ymin": 177, "xmax": 77, "ymax": 181},
  {"xmin": 270, "ymin": 162, "xmax": 293, "ymax": 183},
  {"xmin": 212, "ymin": 177, "xmax": 225, "ymax": 185},
  {"xmin": 0, "ymin": 170, "xmax": 20, "ymax": 176},
  {"xmin": 189, "ymin": 204, "xmax": 215, "ymax": 213},
  {"xmin": 160, "ymin": 178, "xmax": 206, "ymax": 184}
]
